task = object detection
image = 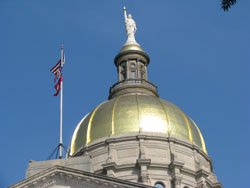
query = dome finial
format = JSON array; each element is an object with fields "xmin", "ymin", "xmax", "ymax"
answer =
[{"xmin": 123, "ymin": 6, "xmax": 138, "ymax": 45}]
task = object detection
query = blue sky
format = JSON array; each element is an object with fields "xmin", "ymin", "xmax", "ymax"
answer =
[{"xmin": 0, "ymin": 1, "xmax": 249, "ymax": 187}]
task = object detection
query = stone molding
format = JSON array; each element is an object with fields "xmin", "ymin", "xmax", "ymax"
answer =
[
  {"xmin": 10, "ymin": 166, "xmax": 153, "ymax": 188},
  {"xmin": 73, "ymin": 133, "xmax": 210, "ymax": 162},
  {"xmin": 71, "ymin": 132, "xmax": 221, "ymax": 188}
]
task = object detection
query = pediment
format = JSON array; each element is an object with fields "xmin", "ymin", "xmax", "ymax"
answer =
[{"xmin": 10, "ymin": 165, "xmax": 151, "ymax": 188}]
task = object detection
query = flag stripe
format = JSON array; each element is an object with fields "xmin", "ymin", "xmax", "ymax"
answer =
[
  {"xmin": 51, "ymin": 59, "xmax": 63, "ymax": 96},
  {"xmin": 50, "ymin": 64, "xmax": 61, "ymax": 74},
  {"xmin": 50, "ymin": 60, "xmax": 61, "ymax": 74},
  {"xmin": 53, "ymin": 76, "xmax": 63, "ymax": 96}
]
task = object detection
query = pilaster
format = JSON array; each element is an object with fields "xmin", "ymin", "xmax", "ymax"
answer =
[{"xmin": 137, "ymin": 138, "xmax": 151, "ymax": 185}]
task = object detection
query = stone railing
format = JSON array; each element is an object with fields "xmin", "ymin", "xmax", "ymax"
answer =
[{"xmin": 109, "ymin": 79, "xmax": 158, "ymax": 98}]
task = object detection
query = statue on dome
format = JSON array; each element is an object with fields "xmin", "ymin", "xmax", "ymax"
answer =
[{"xmin": 123, "ymin": 6, "xmax": 137, "ymax": 44}]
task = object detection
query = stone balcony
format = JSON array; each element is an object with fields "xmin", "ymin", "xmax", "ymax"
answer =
[{"xmin": 109, "ymin": 79, "xmax": 158, "ymax": 99}]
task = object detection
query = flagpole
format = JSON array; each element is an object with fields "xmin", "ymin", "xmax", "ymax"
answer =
[{"xmin": 59, "ymin": 45, "xmax": 64, "ymax": 159}]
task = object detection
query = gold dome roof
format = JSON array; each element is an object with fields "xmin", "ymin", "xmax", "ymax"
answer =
[
  {"xmin": 70, "ymin": 94, "xmax": 207, "ymax": 156},
  {"xmin": 119, "ymin": 43, "xmax": 145, "ymax": 53}
]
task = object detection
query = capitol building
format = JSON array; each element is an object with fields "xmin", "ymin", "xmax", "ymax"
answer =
[{"xmin": 10, "ymin": 7, "xmax": 222, "ymax": 188}]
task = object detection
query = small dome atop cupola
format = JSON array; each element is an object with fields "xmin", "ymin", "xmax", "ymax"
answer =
[{"xmin": 119, "ymin": 43, "xmax": 145, "ymax": 53}]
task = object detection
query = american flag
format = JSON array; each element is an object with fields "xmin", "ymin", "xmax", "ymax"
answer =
[{"xmin": 50, "ymin": 59, "xmax": 63, "ymax": 96}]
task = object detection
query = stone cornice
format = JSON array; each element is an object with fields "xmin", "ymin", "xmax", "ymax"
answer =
[
  {"xmin": 72, "ymin": 133, "xmax": 211, "ymax": 162},
  {"xmin": 137, "ymin": 158, "xmax": 151, "ymax": 166},
  {"xmin": 10, "ymin": 165, "xmax": 153, "ymax": 188}
]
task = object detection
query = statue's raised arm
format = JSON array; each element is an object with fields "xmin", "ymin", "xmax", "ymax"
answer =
[
  {"xmin": 123, "ymin": 6, "xmax": 137, "ymax": 44},
  {"xmin": 123, "ymin": 6, "xmax": 127, "ymax": 22}
]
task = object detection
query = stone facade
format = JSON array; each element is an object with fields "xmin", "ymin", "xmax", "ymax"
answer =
[
  {"xmin": 72, "ymin": 132, "xmax": 222, "ymax": 188},
  {"xmin": 12, "ymin": 132, "xmax": 222, "ymax": 188}
]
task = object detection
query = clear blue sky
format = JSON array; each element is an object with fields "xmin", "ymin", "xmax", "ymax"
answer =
[{"xmin": 0, "ymin": 1, "xmax": 249, "ymax": 187}]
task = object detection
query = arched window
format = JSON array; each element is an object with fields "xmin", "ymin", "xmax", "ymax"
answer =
[
  {"xmin": 129, "ymin": 62, "xmax": 137, "ymax": 79},
  {"xmin": 120, "ymin": 62, "xmax": 127, "ymax": 80},
  {"xmin": 154, "ymin": 182, "xmax": 165, "ymax": 188},
  {"xmin": 130, "ymin": 70, "xmax": 136, "ymax": 79},
  {"xmin": 130, "ymin": 63, "xmax": 136, "ymax": 68},
  {"xmin": 140, "ymin": 65, "xmax": 145, "ymax": 79}
]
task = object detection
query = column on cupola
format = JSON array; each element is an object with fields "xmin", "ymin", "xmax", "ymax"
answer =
[{"xmin": 117, "ymin": 58, "xmax": 148, "ymax": 81}]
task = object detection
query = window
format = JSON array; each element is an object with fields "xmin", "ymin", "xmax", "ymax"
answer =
[
  {"xmin": 140, "ymin": 65, "xmax": 146, "ymax": 79},
  {"xmin": 129, "ymin": 62, "xmax": 137, "ymax": 79},
  {"xmin": 154, "ymin": 182, "xmax": 165, "ymax": 188},
  {"xmin": 140, "ymin": 70, "xmax": 145, "ymax": 79},
  {"xmin": 130, "ymin": 63, "xmax": 136, "ymax": 68},
  {"xmin": 130, "ymin": 70, "xmax": 136, "ymax": 79},
  {"xmin": 122, "ymin": 72, "xmax": 127, "ymax": 79},
  {"xmin": 120, "ymin": 62, "xmax": 127, "ymax": 80}
]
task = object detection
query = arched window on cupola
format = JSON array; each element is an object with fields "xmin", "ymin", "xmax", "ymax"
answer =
[
  {"xmin": 129, "ymin": 61, "xmax": 137, "ymax": 79},
  {"xmin": 140, "ymin": 64, "xmax": 146, "ymax": 79},
  {"xmin": 120, "ymin": 61, "xmax": 127, "ymax": 80}
]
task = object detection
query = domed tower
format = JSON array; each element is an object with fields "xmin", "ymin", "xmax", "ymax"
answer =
[{"xmin": 69, "ymin": 7, "xmax": 222, "ymax": 188}]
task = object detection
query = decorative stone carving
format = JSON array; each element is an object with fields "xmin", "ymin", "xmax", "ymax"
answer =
[
  {"xmin": 141, "ymin": 173, "xmax": 150, "ymax": 184},
  {"xmin": 106, "ymin": 143, "xmax": 114, "ymax": 163},
  {"xmin": 139, "ymin": 139, "xmax": 146, "ymax": 159},
  {"xmin": 194, "ymin": 149, "xmax": 202, "ymax": 171},
  {"xmin": 198, "ymin": 181, "xmax": 208, "ymax": 188},
  {"xmin": 174, "ymin": 176, "xmax": 182, "ymax": 188}
]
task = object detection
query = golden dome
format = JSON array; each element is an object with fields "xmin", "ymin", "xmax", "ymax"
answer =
[
  {"xmin": 70, "ymin": 94, "xmax": 207, "ymax": 156},
  {"xmin": 119, "ymin": 43, "xmax": 145, "ymax": 53}
]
